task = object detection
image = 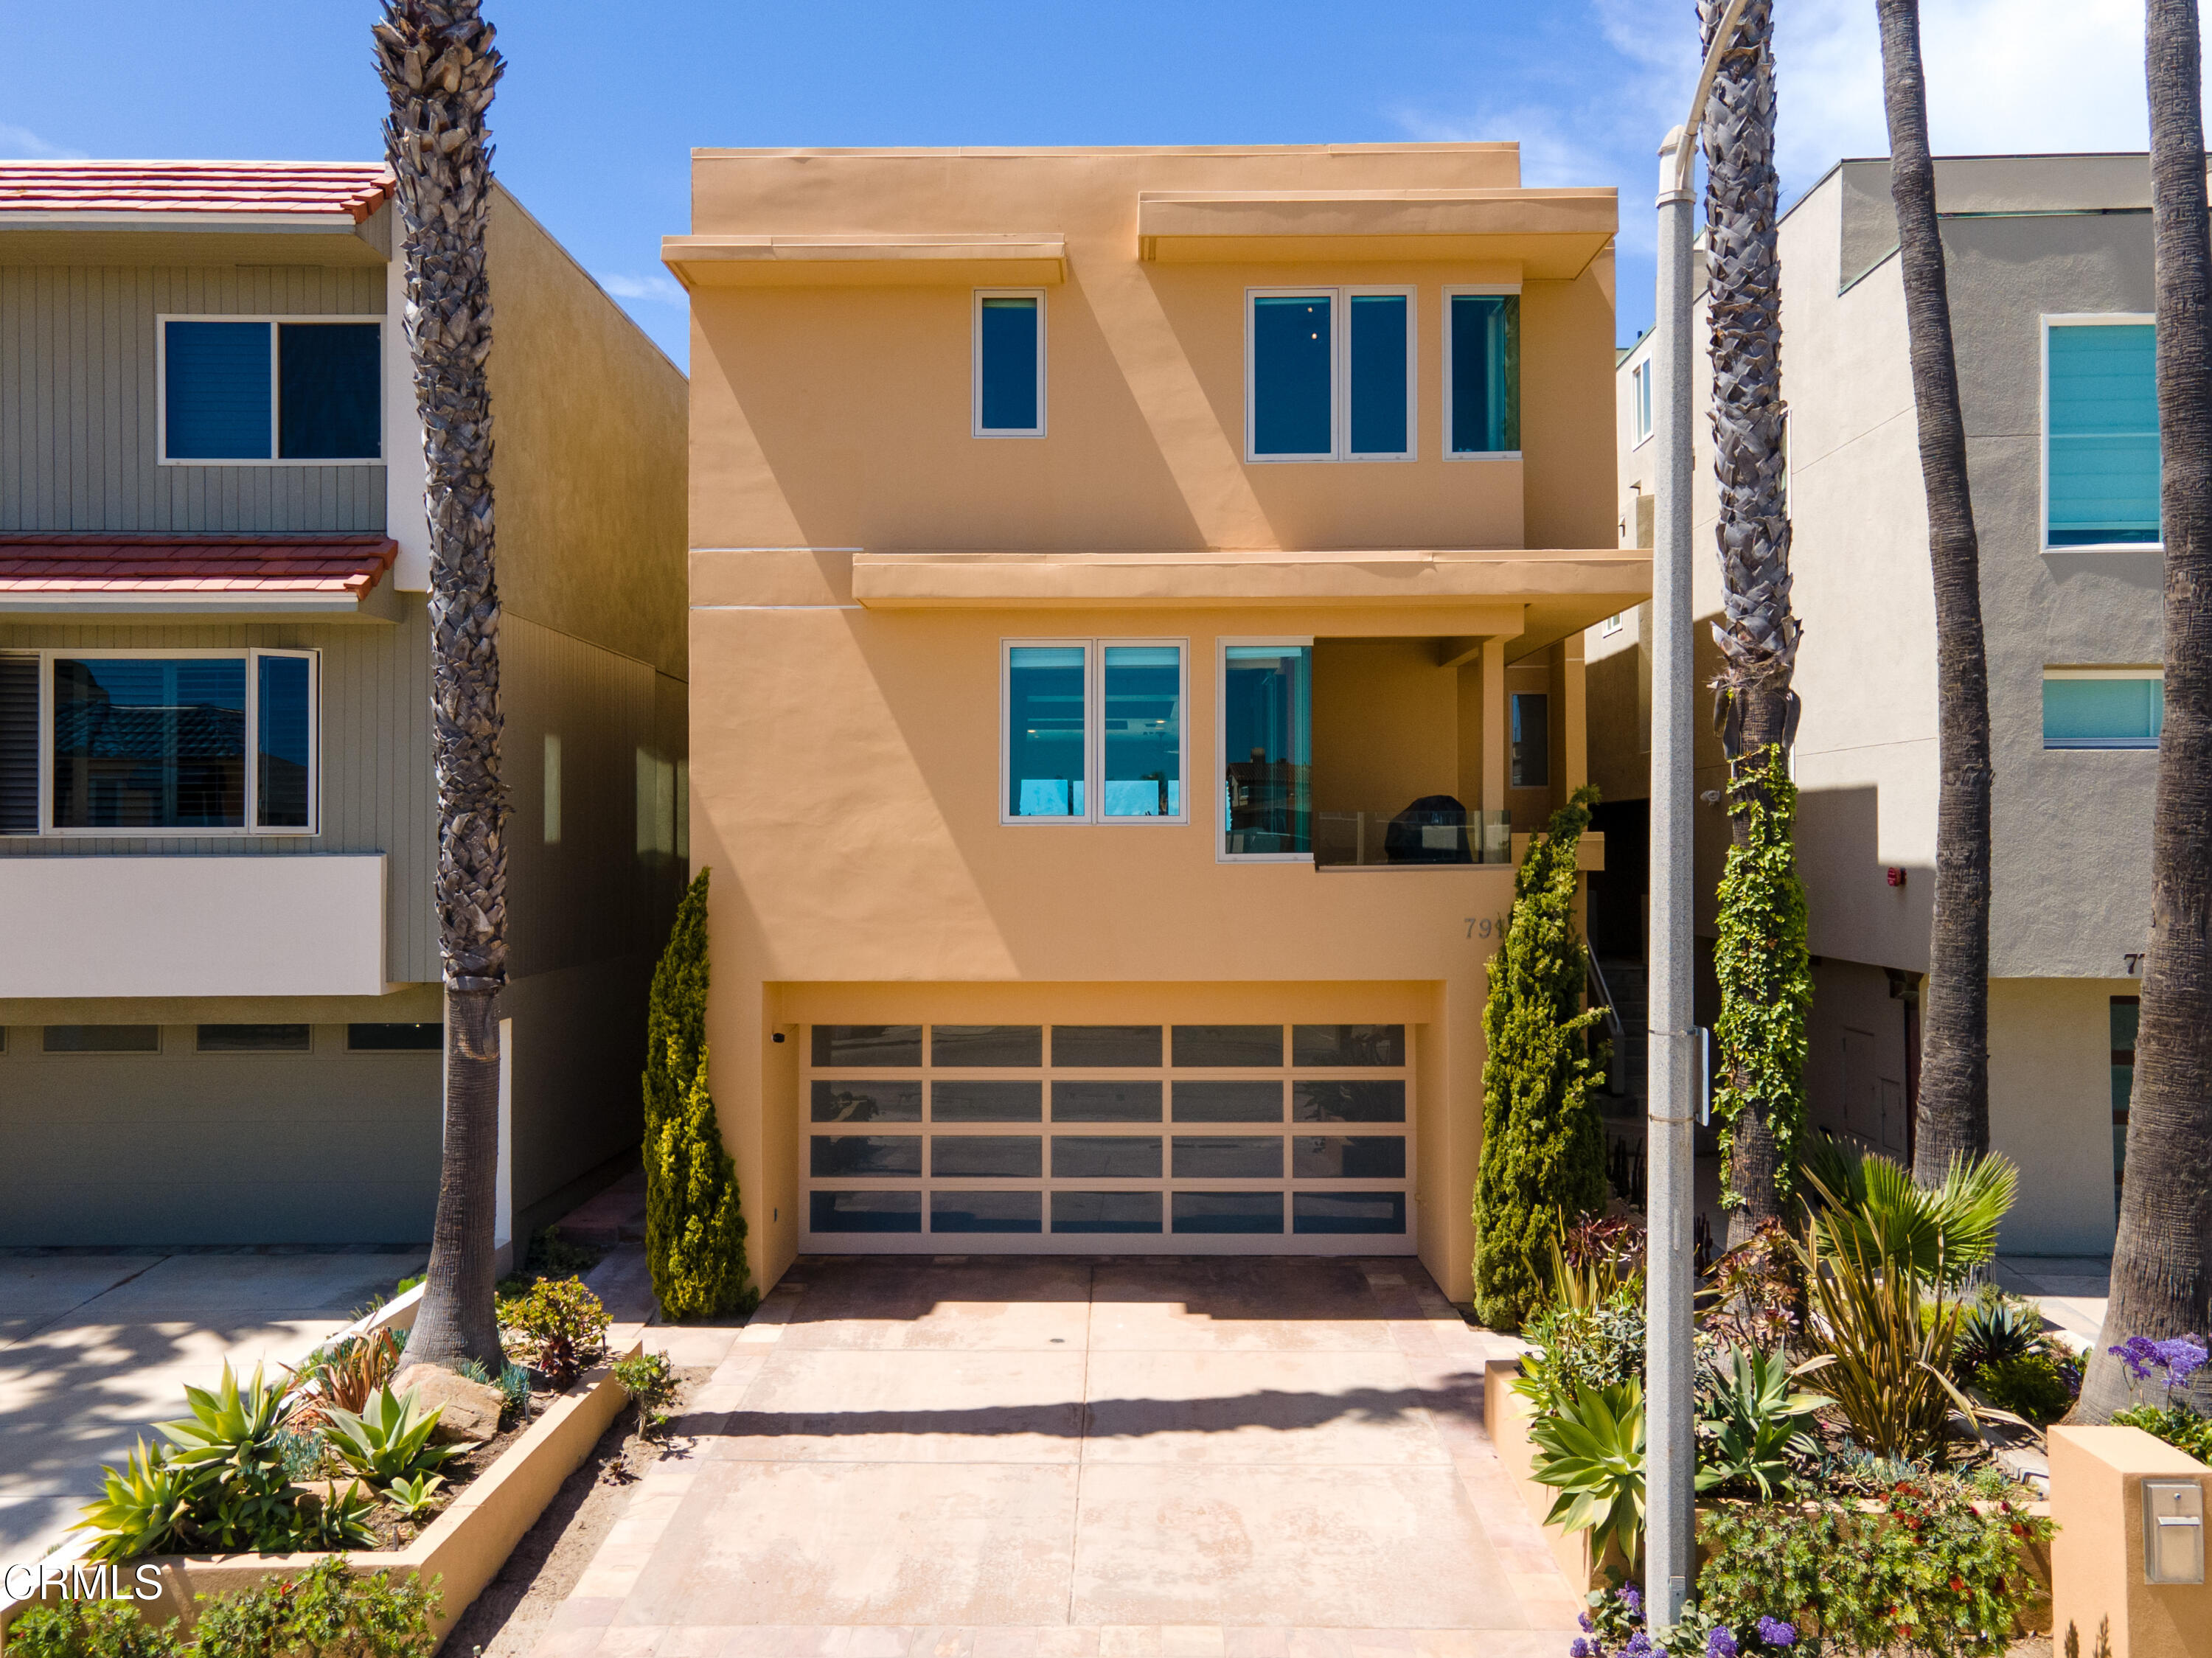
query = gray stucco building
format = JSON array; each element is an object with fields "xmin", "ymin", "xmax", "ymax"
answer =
[{"xmin": 1593, "ymin": 153, "xmax": 2164, "ymax": 1255}]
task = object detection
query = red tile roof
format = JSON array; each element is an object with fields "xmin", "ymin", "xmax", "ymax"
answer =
[
  {"xmin": 0, "ymin": 534, "xmax": 398, "ymax": 597},
  {"xmin": 0, "ymin": 162, "xmax": 393, "ymax": 223}
]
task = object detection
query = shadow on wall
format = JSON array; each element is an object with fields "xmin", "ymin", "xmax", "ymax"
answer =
[{"xmin": 1792, "ymin": 784, "xmax": 1931, "ymax": 972}]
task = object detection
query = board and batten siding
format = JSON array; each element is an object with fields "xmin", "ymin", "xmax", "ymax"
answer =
[
  {"xmin": 0, "ymin": 262, "xmax": 386, "ymax": 533},
  {"xmin": 0, "ymin": 605, "xmax": 436, "ymax": 982}
]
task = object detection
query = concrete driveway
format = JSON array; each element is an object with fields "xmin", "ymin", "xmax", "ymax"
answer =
[
  {"xmin": 0, "ymin": 1250, "xmax": 424, "ymax": 1567},
  {"xmin": 539, "ymin": 1255, "xmax": 1579, "ymax": 1657}
]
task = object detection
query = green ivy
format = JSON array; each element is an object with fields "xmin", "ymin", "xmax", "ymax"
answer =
[
  {"xmin": 1712, "ymin": 745, "xmax": 1813, "ymax": 1207},
  {"xmin": 642, "ymin": 868, "xmax": 759, "ymax": 1322},
  {"xmin": 1470, "ymin": 786, "xmax": 1609, "ymax": 1331}
]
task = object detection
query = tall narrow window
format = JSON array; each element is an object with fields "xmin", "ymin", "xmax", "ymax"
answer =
[
  {"xmin": 1221, "ymin": 645, "xmax": 1311, "ymax": 858},
  {"xmin": 1347, "ymin": 293, "xmax": 1409, "ymax": 456},
  {"xmin": 0, "ymin": 652, "xmax": 35, "ymax": 835},
  {"xmin": 255, "ymin": 652, "xmax": 313, "ymax": 829},
  {"xmin": 1630, "ymin": 358, "xmax": 1653, "ymax": 445},
  {"xmin": 975, "ymin": 292, "xmax": 1043, "ymax": 436},
  {"xmin": 1100, "ymin": 646, "xmax": 1184, "ymax": 819},
  {"xmin": 1448, "ymin": 292, "xmax": 1520, "ymax": 455},
  {"xmin": 2044, "ymin": 669, "xmax": 2164, "ymax": 749},
  {"xmin": 2047, "ymin": 319, "xmax": 2159, "ymax": 546},
  {"xmin": 1006, "ymin": 645, "xmax": 1088, "ymax": 819},
  {"xmin": 1511, "ymin": 692, "xmax": 1550, "ymax": 788},
  {"xmin": 1251, "ymin": 294, "xmax": 1333, "ymax": 457}
]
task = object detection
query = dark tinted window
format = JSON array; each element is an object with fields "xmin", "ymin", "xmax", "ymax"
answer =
[
  {"xmin": 278, "ymin": 324, "xmax": 380, "ymax": 459},
  {"xmin": 1173, "ymin": 1137, "xmax": 1282, "ymax": 1179},
  {"xmin": 1291, "ymin": 1136, "xmax": 1407, "ymax": 1179},
  {"xmin": 1052, "ymin": 1137, "xmax": 1163, "ymax": 1179},
  {"xmin": 811, "ymin": 1191, "xmax": 920, "ymax": 1233},
  {"xmin": 930, "ymin": 1081, "xmax": 1043, "ymax": 1122},
  {"xmin": 931, "ymin": 1136, "xmax": 1042, "ymax": 1178},
  {"xmin": 1053, "ymin": 1191, "xmax": 1162, "ymax": 1234},
  {"xmin": 256, "ymin": 655, "xmax": 313, "ymax": 829},
  {"xmin": 44, "ymin": 1025, "xmax": 159, "ymax": 1053},
  {"xmin": 810, "ymin": 1080, "xmax": 922, "ymax": 1123},
  {"xmin": 1172, "ymin": 1025, "xmax": 1282, "ymax": 1066},
  {"xmin": 1293, "ymin": 1081, "xmax": 1407, "ymax": 1124},
  {"xmin": 1293, "ymin": 1191, "xmax": 1407, "ymax": 1234},
  {"xmin": 977, "ymin": 297, "xmax": 1040, "ymax": 433},
  {"xmin": 1052, "ymin": 1081, "xmax": 1162, "ymax": 1122},
  {"xmin": 1292, "ymin": 1025, "xmax": 1406, "ymax": 1067},
  {"xmin": 349, "ymin": 1023, "xmax": 442, "ymax": 1051},
  {"xmin": 810, "ymin": 1135, "xmax": 923, "ymax": 1177},
  {"xmin": 811, "ymin": 1025, "xmax": 922, "ymax": 1067},
  {"xmin": 1172, "ymin": 1191, "xmax": 1282, "ymax": 1234},
  {"xmin": 931, "ymin": 1025, "xmax": 1043, "ymax": 1066},
  {"xmin": 164, "ymin": 321, "xmax": 271, "ymax": 459},
  {"xmin": 931, "ymin": 1191, "xmax": 1042, "ymax": 1234},
  {"xmin": 52, "ymin": 658, "xmax": 246, "ymax": 830},
  {"xmin": 1172, "ymin": 1081, "xmax": 1281, "ymax": 1123},
  {"xmin": 1051, "ymin": 1025, "xmax": 1162, "ymax": 1067},
  {"xmin": 198, "ymin": 1024, "xmax": 310, "ymax": 1053}
]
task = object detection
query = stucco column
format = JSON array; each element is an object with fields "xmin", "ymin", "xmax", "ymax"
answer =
[{"xmin": 1481, "ymin": 638, "xmax": 1507, "ymax": 826}]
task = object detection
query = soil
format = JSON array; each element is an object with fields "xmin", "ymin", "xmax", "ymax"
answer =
[{"xmin": 440, "ymin": 1368, "xmax": 710, "ymax": 1658}]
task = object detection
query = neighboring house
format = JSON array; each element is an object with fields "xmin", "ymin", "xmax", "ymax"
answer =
[
  {"xmin": 671, "ymin": 142, "xmax": 1643, "ymax": 1299},
  {"xmin": 1593, "ymin": 153, "xmax": 2164, "ymax": 1255},
  {"xmin": 0, "ymin": 162, "xmax": 688, "ymax": 1250}
]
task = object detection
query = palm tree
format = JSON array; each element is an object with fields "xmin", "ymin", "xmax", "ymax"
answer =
[
  {"xmin": 1874, "ymin": 0, "xmax": 1994, "ymax": 1186},
  {"xmin": 375, "ymin": 0, "xmax": 509, "ymax": 1376},
  {"xmin": 2079, "ymin": 0, "xmax": 2212, "ymax": 1423},
  {"xmin": 1703, "ymin": 0, "xmax": 1803, "ymax": 1241}
]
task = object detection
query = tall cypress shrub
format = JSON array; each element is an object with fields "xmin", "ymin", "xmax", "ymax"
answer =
[
  {"xmin": 643, "ymin": 868, "xmax": 758, "ymax": 1320},
  {"xmin": 1471, "ymin": 785, "xmax": 1608, "ymax": 1331}
]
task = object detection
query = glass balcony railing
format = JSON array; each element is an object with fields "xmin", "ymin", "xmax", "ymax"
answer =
[{"xmin": 1313, "ymin": 804, "xmax": 1512, "ymax": 868}]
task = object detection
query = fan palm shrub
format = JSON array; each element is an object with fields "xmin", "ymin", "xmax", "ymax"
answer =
[{"xmin": 1801, "ymin": 1139, "xmax": 2015, "ymax": 1286}]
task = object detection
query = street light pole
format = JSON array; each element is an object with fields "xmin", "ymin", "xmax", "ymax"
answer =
[{"xmin": 1646, "ymin": 0, "xmax": 1750, "ymax": 1626}]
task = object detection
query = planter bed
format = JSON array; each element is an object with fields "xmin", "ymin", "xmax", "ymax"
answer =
[{"xmin": 0, "ymin": 1284, "xmax": 645, "ymax": 1654}]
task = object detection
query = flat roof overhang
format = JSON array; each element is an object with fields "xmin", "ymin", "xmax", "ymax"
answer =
[
  {"xmin": 1135, "ymin": 189, "xmax": 1618, "ymax": 277},
  {"xmin": 661, "ymin": 234, "xmax": 1066, "ymax": 289},
  {"xmin": 0, "ymin": 214, "xmax": 391, "ymax": 268},
  {"xmin": 846, "ymin": 546, "xmax": 1649, "ymax": 659}
]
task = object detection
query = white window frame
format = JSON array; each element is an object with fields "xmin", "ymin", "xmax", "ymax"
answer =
[
  {"xmin": 973, "ymin": 289, "xmax": 1047, "ymax": 439},
  {"xmin": 1630, "ymin": 356, "xmax": 1653, "ymax": 447},
  {"xmin": 1001, "ymin": 638, "xmax": 1189, "ymax": 826},
  {"xmin": 1601, "ymin": 612, "xmax": 1624, "ymax": 636},
  {"xmin": 1442, "ymin": 284, "xmax": 1523, "ymax": 461},
  {"xmin": 156, "ymin": 315, "xmax": 386, "ymax": 467},
  {"xmin": 2042, "ymin": 664, "xmax": 2166, "ymax": 750},
  {"xmin": 1244, "ymin": 288, "xmax": 1416, "ymax": 464},
  {"xmin": 2042, "ymin": 313, "xmax": 2160, "ymax": 553},
  {"xmin": 29, "ymin": 647, "xmax": 321, "ymax": 838},
  {"xmin": 1216, "ymin": 635, "xmax": 1315, "ymax": 865}
]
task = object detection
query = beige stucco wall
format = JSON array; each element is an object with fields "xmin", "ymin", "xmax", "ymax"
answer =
[{"xmin": 1989, "ymin": 975, "xmax": 2122, "ymax": 1254}]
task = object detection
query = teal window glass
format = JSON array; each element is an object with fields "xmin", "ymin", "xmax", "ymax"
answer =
[
  {"xmin": 256, "ymin": 655, "xmax": 313, "ymax": 828},
  {"xmin": 811, "ymin": 1191, "xmax": 921, "ymax": 1233},
  {"xmin": 2048, "ymin": 323, "xmax": 2160, "ymax": 544},
  {"xmin": 164, "ymin": 321, "xmax": 272, "ymax": 459},
  {"xmin": 52, "ymin": 658, "xmax": 247, "ymax": 829},
  {"xmin": 1449, "ymin": 294, "xmax": 1520, "ymax": 453},
  {"xmin": 1222, "ymin": 646, "xmax": 1311, "ymax": 854},
  {"xmin": 2043, "ymin": 675, "xmax": 2163, "ymax": 748},
  {"xmin": 978, "ymin": 296, "xmax": 1040, "ymax": 433},
  {"xmin": 1512, "ymin": 692, "xmax": 1551, "ymax": 787},
  {"xmin": 1348, "ymin": 294, "xmax": 1409, "ymax": 455},
  {"xmin": 278, "ymin": 324, "xmax": 380, "ymax": 459},
  {"xmin": 1252, "ymin": 295, "xmax": 1332, "ymax": 456},
  {"xmin": 1102, "ymin": 646, "xmax": 1182, "ymax": 818},
  {"xmin": 1007, "ymin": 646, "xmax": 1086, "ymax": 817}
]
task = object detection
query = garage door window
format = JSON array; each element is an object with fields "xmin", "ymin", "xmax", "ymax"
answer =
[{"xmin": 802, "ymin": 1020, "xmax": 1411, "ymax": 1250}]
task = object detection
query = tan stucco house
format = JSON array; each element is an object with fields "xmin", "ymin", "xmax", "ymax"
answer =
[{"xmin": 671, "ymin": 142, "xmax": 1643, "ymax": 1298}]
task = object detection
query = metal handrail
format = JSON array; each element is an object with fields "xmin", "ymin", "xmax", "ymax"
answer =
[{"xmin": 1586, "ymin": 952, "xmax": 1626, "ymax": 1039}]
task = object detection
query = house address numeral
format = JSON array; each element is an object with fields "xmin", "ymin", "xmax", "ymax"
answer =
[{"xmin": 1465, "ymin": 916, "xmax": 1510, "ymax": 940}]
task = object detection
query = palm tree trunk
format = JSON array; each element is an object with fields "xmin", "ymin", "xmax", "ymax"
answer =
[
  {"xmin": 1874, "ymin": 0, "xmax": 1994, "ymax": 1186},
  {"xmin": 2079, "ymin": 0, "xmax": 2212, "ymax": 1423},
  {"xmin": 376, "ymin": 0, "xmax": 509, "ymax": 1376},
  {"xmin": 1702, "ymin": 0, "xmax": 1801, "ymax": 1242}
]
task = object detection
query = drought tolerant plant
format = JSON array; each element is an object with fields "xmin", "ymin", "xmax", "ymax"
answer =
[
  {"xmin": 6, "ymin": 1599, "xmax": 185, "ymax": 1658},
  {"xmin": 1520, "ymin": 1289, "xmax": 1646, "ymax": 1413},
  {"xmin": 1547, "ymin": 1217, "xmax": 1647, "ymax": 1311},
  {"xmin": 1571, "ymin": 1581, "xmax": 1800, "ymax": 1658},
  {"xmin": 158, "ymin": 1365, "xmax": 325, "ymax": 1553},
  {"xmin": 1700, "ymin": 1217, "xmax": 1802, "ymax": 1351},
  {"xmin": 188, "ymin": 1557, "xmax": 439, "ymax": 1658},
  {"xmin": 1694, "ymin": 1345, "xmax": 1834, "ymax": 1499},
  {"xmin": 1801, "ymin": 1140, "xmax": 2015, "ymax": 1287},
  {"xmin": 611, "ymin": 1351, "xmax": 680, "ymax": 1438},
  {"xmin": 1952, "ymin": 1289, "xmax": 2042, "ymax": 1375},
  {"xmin": 1528, "ymin": 1378, "xmax": 1645, "ymax": 1564},
  {"xmin": 72, "ymin": 1438, "xmax": 200, "ymax": 1561},
  {"xmin": 498, "ymin": 1276, "xmax": 611, "ymax": 1389},
  {"xmin": 1471, "ymin": 787, "xmax": 1608, "ymax": 1330},
  {"xmin": 1972, "ymin": 1355, "xmax": 2073, "ymax": 1427},
  {"xmin": 320, "ymin": 1385, "xmax": 458, "ymax": 1486},
  {"xmin": 643, "ymin": 868, "xmax": 760, "ymax": 1321},
  {"xmin": 285, "ymin": 1328, "xmax": 405, "ymax": 1425},
  {"xmin": 383, "ymin": 1472, "xmax": 445, "ymax": 1520},
  {"xmin": 1711, "ymin": 748, "xmax": 1812, "ymax": 1239},
  {"xmin": 2106, "ymin": 1335, "xmax": 2212, "ymax": 1457}
]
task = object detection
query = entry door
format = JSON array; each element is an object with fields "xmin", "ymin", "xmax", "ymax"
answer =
[{"xmin": 800, "ymin": 1021, "xmax": 1414, "ymax": 1253}]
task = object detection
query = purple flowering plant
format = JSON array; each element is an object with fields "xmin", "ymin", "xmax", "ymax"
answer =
[
  {"xmin": 2108, "ymin": 1334, "xmax": 2210, "ymax": 1396},
  {"xmin": 1573, "ymin": 1583, "xmax": 1796, "ymax": 1658}
]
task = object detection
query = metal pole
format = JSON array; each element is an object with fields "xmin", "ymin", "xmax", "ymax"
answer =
[{"xmin": 1646, "ymin": 120, "xmax": 1700, "ymax": 1629}]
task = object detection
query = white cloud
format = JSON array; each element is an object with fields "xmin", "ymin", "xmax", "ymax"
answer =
[
  {"xmin": 597, "ymin": 271, "xmax": 686, "ymax": 305},
  {"xmin": 0, "ymin": 123, "xmax": 87, "ymax": 159}
]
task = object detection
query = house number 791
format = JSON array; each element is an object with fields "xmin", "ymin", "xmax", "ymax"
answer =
[{"xmin": 1465, "ymin": 916, "xmax": 1510, "ymax": 940}]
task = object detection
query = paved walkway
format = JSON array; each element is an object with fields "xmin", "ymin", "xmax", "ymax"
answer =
[
  {"xmin": 0, "ymin": 1250, "xmax": 424, "ymax": 1565},
  {"xmin": 1992, "ymin": 1255, "xmax": 2112, "ymax": 1349},
  {"xmin": 538, "ymin": 1256, "xmax": 1579, "ymax": 1658}
]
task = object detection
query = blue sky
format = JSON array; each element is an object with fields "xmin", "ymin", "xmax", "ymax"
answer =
[{"xmin": 0, "ymin": 1, "xmax": 2166, "ymax": 367}]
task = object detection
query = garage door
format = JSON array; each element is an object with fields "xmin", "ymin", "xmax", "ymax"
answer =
[{"xmin": 801, "ymin": 1022, "xmax": 1413, "ymax": 1252}]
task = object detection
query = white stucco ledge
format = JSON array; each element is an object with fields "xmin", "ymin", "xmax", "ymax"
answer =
[
  {"xmin": 661, "ymin": 233, "xmax": 1066, "ymax": 288},
  {"xmin": 0, "ymin": 853, "xmax": 387, "ymax": 998}
]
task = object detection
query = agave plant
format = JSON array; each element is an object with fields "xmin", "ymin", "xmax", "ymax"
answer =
[
  {"xmin": 385, "ymin": 1471, "xmax": 447, "ymax": 1519},
  {"xmin": 156, "ymin": 1362, "xmax": 310, "ymax": 1552},
  {"xmin": 1801, "ymin": 1138, "xmax": 2016, "ymax": 1285},
  {"xmin": 321, "ymin": 1384, "xmax": 457, "ymax": 1485},
  {"xmin": 1954, "ymin": 1289, "xmax": 2045, "ymax": 1376},
  {"xmin": 1694, "ymin": 1345, "xmax": 1835, "ymax": 1499},
  {"xmin": 1527, "ymin": 1378, "xmax": 1645, "ymax": 1564},
  {"xmin": 71, "ymin": 1438, "xmax": 201, "ymax": 1561}
]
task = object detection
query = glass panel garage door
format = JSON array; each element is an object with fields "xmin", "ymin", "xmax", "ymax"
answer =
[{"xmin": 801, "ymin": 1022, "xmax": 1413, "ymax": 1253}]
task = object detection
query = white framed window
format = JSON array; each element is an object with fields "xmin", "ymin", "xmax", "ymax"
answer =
[
  {"xmin": 1, "ymin": 649, "xmax": 321, "ymax": 837},
  {"xmin": 1444, "ymin": 285, "xmax": 1521, "ymax": 459},
  {"xmin": 1245, "ymin": 288, "xmax": 1416, "ymax": 462},
  {"xmin": 157, "ymin": 316, "xmax": 383, "ymax": 465},
  {"xmin": 1601, "ymin": 612, "xmax": 1624, "ymax": 636},
  {"xmin": 1002, "ymin": 640, "xmax": 1188, "ymax": 824},
  {"xmin": 2043, "ymin": 314, "xmax": 2160, "ymax": 550},
  {"xmin": 1630, "ymin": 356, "xmax": 1653, "ymax": 447},
  {"xmin": 2043, "ymin": 666, "xmax": 2164, "ymax": 750},
  {"xmin": 974, "ymin": 290, "xmax": 1046, "ymax": 437},
  {"xmin": 1217, "ymin": 638, "xmax": 1312, "ymax": 862}
]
